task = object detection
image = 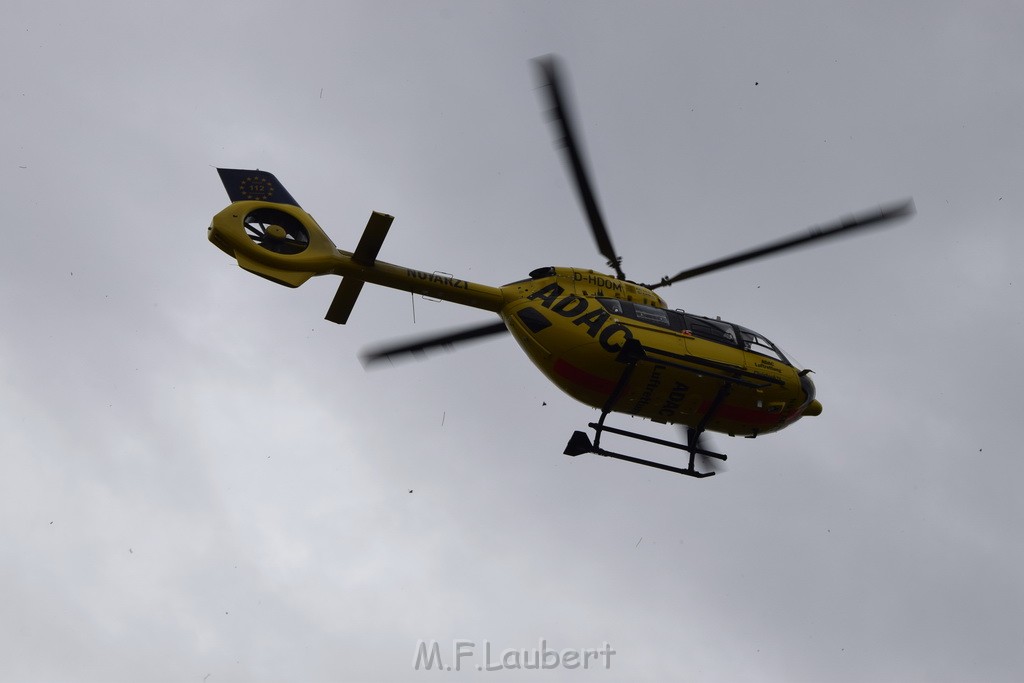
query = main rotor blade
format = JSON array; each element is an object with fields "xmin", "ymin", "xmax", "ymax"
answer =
[
  {"xmin": 647, "ymin": 199, "xmax": 915, "ymax": 290},
  {"xmin": 360, "ymin": 320, "xmax": 509, "ymax": 367},
  {"xmin": 533, "ymin": 55, "xmax": 626, "ymax": 280}
]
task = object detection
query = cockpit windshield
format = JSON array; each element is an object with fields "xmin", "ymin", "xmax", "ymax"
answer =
[
  {"xmin": 734, "ymin": 325, "xmax": 789, "ymax": 364},
  {"xmin": 597, "ymin": 298, "xmax": 793, "ymax": 366}
]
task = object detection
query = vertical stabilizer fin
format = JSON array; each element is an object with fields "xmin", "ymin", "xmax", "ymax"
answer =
[{"xmin": 217, "ymin": 168, "xmax": 301, "ymax": 206}]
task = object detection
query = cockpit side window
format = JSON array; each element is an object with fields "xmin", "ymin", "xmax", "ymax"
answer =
[
  {"xmin": 598, "ymin": 298, "xmax": 686, "ymax": 332},
  {"xmin": 683, "ymin": 314, "xmax": 737, "ymax": 346},
  {"xmin": 599, "ymin": 298, "xmax": 624, "ymax": 315},
  {"xmin": 633, "ymin": 303, "xmax": 672, "ymax": 328}
]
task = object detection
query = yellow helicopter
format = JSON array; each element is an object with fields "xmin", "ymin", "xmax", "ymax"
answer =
[{"xmin": 207, "ymin": 56, "xmax": 913, "ymax": 478}]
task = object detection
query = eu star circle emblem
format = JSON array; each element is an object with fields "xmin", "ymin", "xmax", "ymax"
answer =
[{"xmin": 239, "ymin": 175, "xmax": 276, "ymax": 201}]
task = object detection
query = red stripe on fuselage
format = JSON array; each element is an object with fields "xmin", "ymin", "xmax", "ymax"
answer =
[
  {"xmin": 552, "ymin": 358, "xmax": 798, "ymax": 430},
  {"xmin": 703, "ymin": 401, "xmax": 792, "ymax": 427},
  {"xmin": 553, "ymin": 358, "xmax": 617, "ymax": 395}
]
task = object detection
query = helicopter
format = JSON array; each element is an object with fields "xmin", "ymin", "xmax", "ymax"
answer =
[{"xmin": 207, "ymin": 56, "xmax": 913, "ymax": 478}]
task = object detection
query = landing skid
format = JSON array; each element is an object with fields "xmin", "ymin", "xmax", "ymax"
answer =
[
  {"xmin": 561, "ymin": 339, "xmax": 734, "ymax": 478},
  {"xmin": 564, "ymin": 425, "xmax": 726, "ymax": 478}
]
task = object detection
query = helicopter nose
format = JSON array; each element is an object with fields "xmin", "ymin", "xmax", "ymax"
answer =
[
  {"xmin": 803, "ymin": 399, "xmax": 823, "ymax": 416},
  {"xmin": 798, "ymin": 371, "xmax": 820, "ymax": 416}
]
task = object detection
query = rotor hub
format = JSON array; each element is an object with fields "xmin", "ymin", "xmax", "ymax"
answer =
[{"xmin": 266, "ymin": 224, "xmax": 288, "ymax": 240}]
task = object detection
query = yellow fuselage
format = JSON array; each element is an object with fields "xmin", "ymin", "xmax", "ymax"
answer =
[
  {"xmin": 209, "ymin": 201, "xmax": 820, "ymax": 437},
  {"xmin": 498, "ymin": 268, "xmax": 818, "ymax": 437}
]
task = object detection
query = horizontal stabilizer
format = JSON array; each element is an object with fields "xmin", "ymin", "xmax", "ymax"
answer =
[
  {"xmin": 352, "ymin": 212, "xmax": 394, "ymax": 266},
  {"xmin": 325, "ymin": 277, "xmax": 365, "ymax": 324},
  {"xmin": 324, "ymin": 212, "xmax": 395, "ymax": 324}
]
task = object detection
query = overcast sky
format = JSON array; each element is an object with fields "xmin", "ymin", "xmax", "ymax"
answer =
[{"xmin": 2, "ymin": 1, "xmax": 1023, "ymax": 681}]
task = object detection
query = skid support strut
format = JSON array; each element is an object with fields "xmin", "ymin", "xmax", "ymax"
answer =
[{"xmin": 562, "ymin": 340, "xmax": 730, "ymax": 478}]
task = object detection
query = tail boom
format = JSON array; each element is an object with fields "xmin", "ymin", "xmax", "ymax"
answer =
[{"xmin": 209, "ymin": 199, "xmax": 503, "ymax": 320}]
